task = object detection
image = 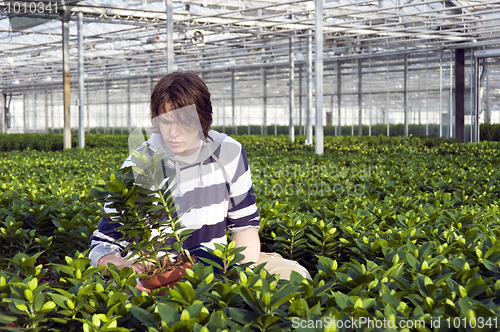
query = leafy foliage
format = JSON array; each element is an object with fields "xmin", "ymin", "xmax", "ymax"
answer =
[{"xmin": 1, "ymin": 135, "xmax": 500, "ymax": 331}]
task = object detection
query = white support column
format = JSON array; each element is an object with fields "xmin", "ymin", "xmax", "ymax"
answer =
[
  {"xmin": 78, "ymin": 11, "xmax": 85, "ymax": 148},
  {"xmin": 231, "ymin": 69, "xmax": 236, "ymax": 135},
  {"xmin": 485, "ymin": 61, "xmax": 490, "ymax": 124},
  {"xmin": 23, "ymin": 94, "xmax": 26, "ymax": 133},
  {"xmin": 45, "ymin": 90, "xmax": 49, "ymax": 133},
  {"xmin": 1, "ymin": 94, "xmax": 5, "ymax": 134},
  {"xmin": 358, "ymin": 59, "xmax": 362, "ymax": 136},
  {"xmin": 274, "ymin": 66, "xmax": 277, "ymax": 136},
  {"xmin": 426, "ymin": 51, "xmax": 429, "ymax": 136},
  {"xmin": 337, "ymin": 60, "xmax": 341, "ymax": 136},
  {"xmin": 127, "ymin": 78, "xmax": 131, "ymax": 134},
  {"xmin": 439, "ymin": 51, "xmax": 443, "ymax": 137},
  {"xmin": 477, "ymin": 59, "xmax": 481, "ymax": 143},
  {"xmin": 222, "ymin": 71, "xmax": 226, "ymax": 134},
  {"xmin": 106, "ymin": 82, "xmax": 109, "ymax": 134},
  {"xmin": 368, "ymin": 59, "xmax": 372, "ymax": 136},
  {"xmin": 449, "ymin": 50, "xmax": 453, "ymax": 138},
  {"xmin": 62, "ymin": 11, "xmax": 71, "ymax": 148},
  {"xmin": 418, "ymin": 67, "xmax": 421, "ymax": 125},
  {"xmin": 262, "ymin": 68, "xmax": 267, "ymax": 135},
  {"xmin": 314, "ymin": 0, "xmax": 323, "ymax": 154},
  {"xmin": 289, "ymin": 36, "xmax": 295, "ymax": 142},
  {"xmin": 299, "ymin": 64, "xmax": 303, "ymax": 135},
  {"xmin": 51, "ymin": 87, "xmax": 54, "ymax": 133},
  {"xmin": 404, "ymin": 53, "xmax": 408, "ymax": 137},
  {"xmin": 386, "ymin": 57, "xmax": 390, "ymax": 137},
  {"xmin": 474, "ymin": 57, "xmax": 480, "ymax": 143},
  {"xmin": 247, "ymin": 71, "xmax": 250, "ymax": 135},
  {"xmin": 306, "ymin": 31, "xmax": 313, "ymax": 145},
  {"xmin": 86, "ymin": 86, "xmax": 89, "ymax": 133},
  {"xmin": 166, "ymin": 0, "xmax": 174, "ymax": 73}
]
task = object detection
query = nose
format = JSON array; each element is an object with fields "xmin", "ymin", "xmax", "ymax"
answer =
[{"xmin": 169, "ymin": 122, "xmax": 178, "ymax": 137}]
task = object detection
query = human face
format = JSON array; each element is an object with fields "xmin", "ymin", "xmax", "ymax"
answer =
[{"xmin": 157, "ymin": 104, "xmax": 203, "ymax": 157}]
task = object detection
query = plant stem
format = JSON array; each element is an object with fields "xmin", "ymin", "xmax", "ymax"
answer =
[{"xmin": 156, "ymin": 188, "xmax": 195, "ymax": 265}]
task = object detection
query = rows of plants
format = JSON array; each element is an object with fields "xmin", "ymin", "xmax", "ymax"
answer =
[
  {"xmin": 24, "ymin": 121, "xmax": 500, "ymax": 142},
  {"xmin": 1, "ymin": 135, "xmax": 500, "ymax": 331},
  {"xmin": 0, "ymin": 134, "xmax": 128, "ymax": 152}
]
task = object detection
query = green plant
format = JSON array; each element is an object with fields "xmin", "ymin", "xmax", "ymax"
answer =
[{"xmin": 91, "ymin": 148, "xmax": 195, "ymax": 278}]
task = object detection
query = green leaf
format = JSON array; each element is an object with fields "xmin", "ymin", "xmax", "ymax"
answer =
[
  {"xmin": 227, "ymin": 308, "xmax": 258, "ymax": 326},
  {"xmin": 334, "ymin": 293, "xmax": 353, "ymax": 309},
  {"xmin": 107, "ymin": 180, "xmax": 126, "ymax": 193},
  {"xmin": 176, "ymin": 283, "xmax": 196, "ymax": 302},
  {"xmin": 0, "ymin": 313, "xmax": 17, "ymax": 324},
  {"xmin": 207, "ymin": 312, "xmax": 226, "ymax": 330},
  {"xmin": 130, "ymin": 306, "xmax": 157, "ymax": 327},
  {"xmin": 157, "ymin": 303, "xmax": 180, "ymax": 326}
]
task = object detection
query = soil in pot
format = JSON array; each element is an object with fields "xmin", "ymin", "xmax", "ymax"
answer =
[{"xmin": 140, "ymin": 254, "xmax": 194, "ymax": 294}]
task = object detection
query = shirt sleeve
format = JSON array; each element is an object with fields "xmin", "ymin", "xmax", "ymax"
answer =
[
  {"xmin": 226, "ymin": 145, "xmax": 260, "ymax": 232},
  {"xmin": 88, "ymin": 204, "xmax": 131, "ymax": 266},
  {"xmin": 88, "ymin": 154, "xmax": 138, "ymax": 266}
]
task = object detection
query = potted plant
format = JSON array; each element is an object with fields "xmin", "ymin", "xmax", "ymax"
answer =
[{"xmin": 91, "ymin": 149, "xmax": 196, "ymax": 293}]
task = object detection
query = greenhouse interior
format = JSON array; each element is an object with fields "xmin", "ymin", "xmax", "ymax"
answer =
[
  {"xmin": 1, "ymin": 1, "xmax": 500, "ymax": 146},
  {"xmin": 4, "ymin": 1, "xmax": 500, "ymax": 331}
]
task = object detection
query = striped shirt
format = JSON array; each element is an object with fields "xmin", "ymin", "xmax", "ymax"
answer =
[{"xmin": 88, "ymin": 130, "xmax": 260, "ymax": 266}]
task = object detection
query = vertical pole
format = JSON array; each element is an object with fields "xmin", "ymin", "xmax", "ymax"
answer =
[
  {"xmin": 128, "ymin": 78, "xmax": 131, "ymax": 133},
  {"xmin": 357, "ymin": 59, "xmax": 362, "ymax": 136},
  {"xmin": 330, "ymin": 94, "xmax": 334, "ymax": 129},
  {"xmin": 222, "ymin": 71, "xmax": 226, "ymax": 134},
  {"xmin": 23, "ymin": 94, "xmax": 27, "ymax": 133},
  {"xmin": 386, "ymin": 56, "xmax": 390, "ymax": 137},
  {"xmin": 404, "ymin": 53, "xmax": 408, "ymax": 137},
  {"xmin": 262, "ymin": 68, "xmax": 267, "ymax": 135},
  {"xmin": 62, "ymin": 11, "xmax": 71, "ymax": 148},
  {"xmin": 166, "ymin": 0, "xmax": 174, "ymax": 73},
  {"xmin": 299, "ymin": 64, "xmax": 303, "ymax": 135},
  {"xmin": 289, "ymin": 37, "xmax": 295, "ymax": 142},
  {"xmin": 439, "ymin": 51, "xmax": 443, "ymax": 137},
  {"xmin": 247, "ymin": 71, "xmax": 250, "ymax": 135},
  {"xmin": 106, "ymin": 82, "xmax": 109, "ymax": 134},
  {"xmin": 351, "ymin": 59, "xmax": 354, "ymax": 135},
  {"xmin": 86, "ymin": 86, "xmax": 90, "ymax": 133},
  {"xmin": 368, "ymin": 59, "xmax": 371, "ymax": 136},
  {"xmin": 418, "ymin": 68, "xmax": 421, "ymax": 125},
  {"xmin": 45, "ymin": 90, "xmax": 49, "ymax": 133},
  {"xmin": 474, "ymin": 57, "xmax": 480, "ymax": 143},
  {"xmin": 449, "ymin": 50, "xmax": 453, "ymax": 138},
  {"xmin": 1, "ymin": 93, "xmax": 5, "ymax": 133},
  {"xmin": 485, "ymin": 61, "xmax": 490, "ymax": 124},
  {"xmin": 426, "ymin": 51, "xmax": 428, "ymax": 136},
  {"xmin": 455, "ymin": 49, "xmax": 465, "ymax": 143},
  {"xmin": 34, "ymin": 93, "xmax": 37, "ymax": 133},
  {"xmin": 78, "ymin": 12, "xmax": 85, "ymax": 148},
  {"xmin": 51, "ymin": 86, "xmax": 54, "ymax": 133},
  {"xmin": 306, "ymin": 31, "xmax": 313, "ymax": 145},
  {"xmin": 231, "ymin": 69, "xmax": 236, "ymax": 135},
  {"xmin": 337, "ymin": 60, "xmax": 341, "ymax": 136},
  {"xmin": 470, "ymin": 51, "xmax": 474, "ymax": 143},
  {"xmin": 274, "ymin": 67, "xmax": 277, "ymax": 136},
  {"xmin": 476, "ymin": 58, "xmax": 481, "ymax": 143},
  {"xmin": 315, "ymin": 0, "xmax": 323, "ymax": 154}
]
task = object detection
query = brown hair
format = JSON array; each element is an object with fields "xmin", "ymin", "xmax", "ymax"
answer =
[{"xmin": 150, "ymin": 70, "xmax": 213, "ymax": 141}]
